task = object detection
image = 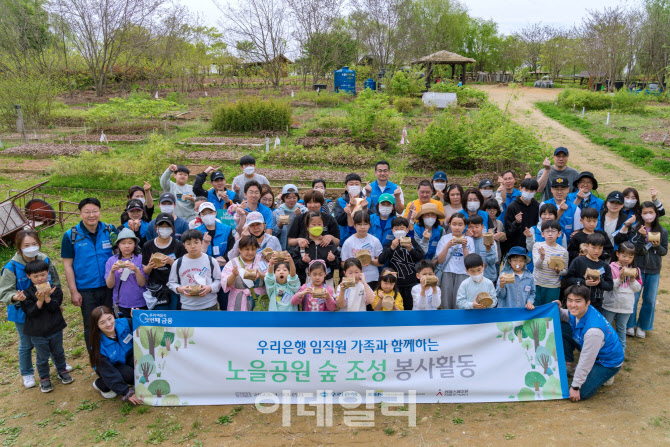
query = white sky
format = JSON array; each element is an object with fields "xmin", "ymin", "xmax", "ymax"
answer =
[{"xmin": 183, "ymin": 0, "xmax": 627, "ymax": 35}]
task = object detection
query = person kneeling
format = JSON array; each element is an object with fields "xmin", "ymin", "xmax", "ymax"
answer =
[{"xmin": 559, "ymin": 285, "xmax": 624, "ymax": 401}]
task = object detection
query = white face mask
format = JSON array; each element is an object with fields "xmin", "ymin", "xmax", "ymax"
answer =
[
  {"xmin": 393, "ymin": 230, "xmax": 407, "ymax": 239},
  {"xmin": 642, "ymin": 213, "xmax": 656, "ymax": 223},
  {"xmin": 378, "ymin": 205, "xmax": 393, "ymax": 217},
  {"xmin": 243, "ymin": 166, "xmax": 255, "ymax": 175},
  {"xmin": 160, "ymin": 205, "xmax": 174, "ymax": 214},
  {"xmin": 472, "ymin": 273, "xmax": 484, "ymax": 283},
  {"xmin": 467, "ymin": 201, "xmax": 480, "ymax": 212},
  {"xmin": 481, "ymin": 189, "xmax": 494, "ymax": 198},
  {"xmin": 136, "ymin": 197, "xmax": 146, "ymax": 205},
  {"xmin": 22, "ymin": 246, "xmax": 40, "ymax": 257},
  {"xmin": 423, "ymin": 217, "xmax": 436, "ymax": 228},
  {"xmin": 434, "ymin": 182, "xmax": 446, "ymax": 191},
  {"xmin": 521, "ymin": 191, "xmax": 535, "ymax": 201},
  {"xmin": 583, "ymin": 192, "xmax": 591, "ymax": 198},
  {"xmin": 201, "ymin": 214, "xmax": 216, "ymax": 226},
  {"xmin": 157, "ymin": 227, "xmax": 173, "ymax": 238},
  {"xmin": 314, "ymin": 188, "xmax": 325, "ymax": 195},
  {"xmin": 514, "ymin": 264, "xmax": 522, "ymax": 270},
  {"xmin": 624, "ymin": 198, "xmax": 637, "ymax": 210},
  {"xmin": 348, "ymin": 185, "xmax": 361, "ymax": 197}
]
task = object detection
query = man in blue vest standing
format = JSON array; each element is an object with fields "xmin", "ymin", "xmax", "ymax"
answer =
[
  {"xmin": 365, "ymin": 160, "xmax": 404, "ymax": 214},
  {"xmin": 541, "ymin": 176, "xmax": 583, "ymax": 242},
  {"xmin": 61, "ymin": 198, "xmax": 117, "ymax": 345},
  {"xmin": 558, "ymin": 284, "xmax": 624, "ymax": 401}
]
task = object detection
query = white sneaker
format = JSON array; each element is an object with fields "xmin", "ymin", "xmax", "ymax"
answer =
[
  {"xmin": 626, "ymin": 328, "xmax": 635, "ymax": 337},
  {"xmin": 65, "ymin": 363, "xmax": 73, "ymax": 372},
  {"xmin": 636, "ymin": 328, "xmax": 646, "ymax": 339},
  {"xmin": 22, "ymin": 375, "xmax": 36, "ymax": 389},
  {"xmin": 603, "ymin": 377, "xmax": 615, "ymax": 386},
  {"xmin": 92, "ymin": 380, "xmax": 117, "ymax": 399}
]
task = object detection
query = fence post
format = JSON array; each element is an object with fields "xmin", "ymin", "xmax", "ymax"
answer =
[{"xmin": 15, "ymin": 105, "xmax": 27, "ymax": 144}]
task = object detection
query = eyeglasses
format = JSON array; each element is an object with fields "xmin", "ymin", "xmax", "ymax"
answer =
[
  {"xmin": 81, "ymin": 210, "xmax": 100, "ymax": 216},
  {"xmin": 376, "ymin": 169, "xmax": 390, "ymax": 173}
]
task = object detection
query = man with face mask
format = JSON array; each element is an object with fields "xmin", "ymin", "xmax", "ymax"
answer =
[
  {"xmin": 541, "ymin": 176, "xmax": 583, "ymax": 243},
  {"xmin": 369, "ymin": 194, "xmax": 397, "ymax": 246},
  {"xmin": 503, "ymin": 178, "xmax": 541, "ymax": 251},
  {"xmin": 334, "ymin": 173, "xmax": 370, "ymax": 246},
  {"xmin": 231, "ymin": 155, "xmax": 269, "ymax": 201},
  {"xmin": 195, "ymin": 202, "xmax": 234, "ymax": 267},
  {"xmin": 145, "ymin": 193, "xmax": 190, "ymax": 241}
]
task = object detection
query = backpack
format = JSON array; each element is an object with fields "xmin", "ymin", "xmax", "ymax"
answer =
[
  {"xmin": 174, "ymin": 255, "xmax": 216, "ymax": 285},
  {"xmin": 70, "ymin": 223, "xmax": 115, "ymax": 245}
]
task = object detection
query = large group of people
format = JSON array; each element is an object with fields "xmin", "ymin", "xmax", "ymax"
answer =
[{"xmin": 1, "ymin": 149, "xmax": 666, "ymax": 403}]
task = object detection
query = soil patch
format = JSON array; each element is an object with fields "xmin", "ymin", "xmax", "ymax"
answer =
[
  {"xmin": 295, "ymin": 136, "xmax": 356, "ymax": 147},
  {"xmin": 1, "ymin": 144, "xmax": 109, "ymax": 157},
  {"xmin": 257, "ymin": 168, "xmax": 364, "ymax": 182},
  {"xmin": 306, "ymin": 128, "xmax": 352, "ymax": 137},
  {"xmin": 640, "ymin": 131, "xmax": 670, "ymax": 144},
  {"xmin": 184, "ymin": 137, "xmax": 266, "ymax": 145},
  {"xmin": 181, "ymin": 150, "xmax": 237, "ymax": 161}
]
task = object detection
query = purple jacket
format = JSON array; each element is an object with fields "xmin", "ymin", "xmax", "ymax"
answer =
[{"xmin": 104, "ymin": 254, "xmax": 147, "ymax": 308}]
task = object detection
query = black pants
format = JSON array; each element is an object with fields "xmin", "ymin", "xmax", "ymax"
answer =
[
  {"xmin": 118, "ymin": 305, "xmax": 148, "ymax": 319},
  {"xmin": 217, "ymin": 289, "xmax": 229, "ymax": 311},
  {"xmin": 398, "ymin": 284, "xmax": 415, "ymax": 311},
  {"xmin": 95, "ymin": 364, "xmax": 134, "ymax": 393},
  {"xmin": 80, "ymin": 287, "xmax": 113, "ymax": 347}
]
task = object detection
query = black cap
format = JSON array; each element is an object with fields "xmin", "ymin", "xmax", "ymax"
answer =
[
  {"xmin": 607, "ymin": 191, "xmax": 624, "ymax": 204},
  {"xmin": 154, "ymin": 213, "xmax": 175, "ymax": 229},
  {"xmin": 78, "ymin": 197, "xmax": 101, "ymax": 210},
  {"xmin": 551, "ymin": 176, "xmax": 569, "ymax": 188},
  {"xmin": 478, "ymin": 179, "xmax": 493, "ymax": 189},
  {"xmin": 159, "ymin": 192, "xmax": 176, "ymax": 204},
  {"xmin": 554, "ymin": 147, "xmax": 569, "ymax": 156},
  {"xmin": 175, "ymin": 165, "xmax": 190, "ymax": 174},
  {"xmin": 126, "ymin": 199, "xmax": 144, "ymax": 211},
  {"xmin": 210, "ymin": 171, "xmax": 225, "ymax": 182},
  {"xmin": 573, "ymin": 171, "xmax": 598, "ymax": 190}
]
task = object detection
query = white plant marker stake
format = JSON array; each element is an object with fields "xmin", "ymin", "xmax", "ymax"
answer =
[
  {"xmin": 265, "ymin": 137, "xmax": 270, "ymax": 153},
  {"xmin": 582, "ymin": 107, "xmax": 585, "ymax": 117},
  {"xmin": 606, "ymin": 112, "xmax": 610, "ymax": 126},
  {"xmin": 274, "ymin": 136, "xmax": 280, "ymax": 150}
]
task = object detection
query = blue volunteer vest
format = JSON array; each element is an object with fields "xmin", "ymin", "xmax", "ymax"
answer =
[
  {"xmin": 337, "ymin": 197, "xmax": 353, "ymax": 246},
  {"xmin": 500, "ymin": 189, "xmax": 521, "ymax": 222},
  {"xmin": 98, "ymin": 318, "xmax": 133, "ymax": 367},
  {"xmin": 2, "ymin": 256, "xmax": 52, "ymax": 323},
  {"xmin": 121, "ymin": 220, "xmax": 148, "ymax": 239},
  {"xmin": 196, "ymin": 221, "xmax": 233, "ymax": 258},
  {"xmin": 533, "ymin": 225, "xmax": 564, "ymax": 247},
  {"xmin": 368, "ymin": 180, "xmax": 399, "ymax": 209},
  {"xmin": 207, "ymin": 188, "xmax": 236, "ymax": 211},
  {"xmin": 466, "ymin": 210, "xmax": 490, "ymax": 231},
  {"xmin": 66, "ymin": 221, "xmax": 115, "ymax": 289},
  {"xmin": 569, "ymin": 306, "xmax": 625, "ymax": 368},
  {"xmin": 567, "ymin": 192, "xmax": 604, "ymax": 213},
  {"xmin": 545, "ymin": 199, "xmax": 579, "ymax": 241},
  {"xmin": 370, "ymin": 213, "xmax": 395, "ymax": 246},
  {"xmin": 415, "ymin": 224, "xmax": 443, "ymax": 259}
]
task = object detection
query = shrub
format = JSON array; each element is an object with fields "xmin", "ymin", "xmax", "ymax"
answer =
[
  {"xmin": 265, "ymin": 143, "xmax": 386, "ymax": 167},
  {"xmin": 393, "ymin": 97, "xmax": 417, "ymax": 114},
  {"xmin": 429, "ymin": 83, "xmax": 488, "ymax": 107},
  {"xmin": 87, "ymin": 94, "xmax": 180, "ymax": 122},
  {"xmin": 211, "ymin": 99, "xmax": 291, "ymax": 132},
  {"xmin": 345, "ymin": 89, "xmax": 403, "ymax": 149},
  {"xmin": 557, "ymin": 89, "xmax": 611, "ymax": 110},
  {"xmin": 0, "ymin": 74, "xmax": 63, "ymax": 128},
  {"xmin": 611, "ymin": 90, "xmax": 646, "ymax": 113},
  {"xmin": 385, "ymin": 70, "xmax": 425, "ymax": 97}
]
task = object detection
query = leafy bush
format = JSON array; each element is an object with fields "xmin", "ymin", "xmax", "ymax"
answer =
[
  {"xmin": 265, "ymin": 143, "xmax": 386, "ymax": 167},
  {"xmin": 345, "ymin": 89, "xmax": 403, "ymax": 149},
  {"xmin": 136, "ymin": 134, "xmax": 185, "ymax": 179},
  {"xmin": 410, "ymin": 103, "xmax": 546, "ymax": 170},
  {"xmin": 87, "ymin": 94, "xmax": 180, "ymax": 122},
  {"xmin": 557, "ymin": 89, "xmax": 611, "ymax": 110},
  {"xmin": 0, "ymin": 74, "xmax": 63, "ymax": 128},
  {"xmin": 295, "ymin": 90, "xmax": 349, "ymax": 107},
  {"xmin": 385, "ymin": 70, "xmax": 425, "ymax": 97},
  {"xmin": 393, "ymin": 97, "xmax": 418, "ymax": 114},
  {"xmin": 611, "ymin": 90, "xmax": 646, "ymax": 113},
  {"xmin": 429, "ymin": 83, "xmax": 488, "ymax": 107},
  {"xmin": 211, "ymin": 99, "xmax": 292, "ymax": 132}
]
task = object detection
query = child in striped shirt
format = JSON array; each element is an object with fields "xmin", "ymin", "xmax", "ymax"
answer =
[{"xmin": 532, "ymin": 220, "xmax": 569, "ymax": 306}]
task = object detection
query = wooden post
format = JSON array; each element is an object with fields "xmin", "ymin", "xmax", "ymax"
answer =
[{"xmin": 14, "ymin": 105, "xmax": 27, "ymax": 144}]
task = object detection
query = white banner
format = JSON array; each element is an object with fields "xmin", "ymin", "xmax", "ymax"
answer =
[{"xmin": 132, "ymin": 305, "xmax": 569, "ymax": 406}]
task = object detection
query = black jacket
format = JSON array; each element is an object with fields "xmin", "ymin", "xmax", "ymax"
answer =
[
  {"xmin": 567, "ymin": 230, "xmax": 614, "ymax": 264},
  {"xmin": 333, "ymin": 191, "xmax": 374, "ymax": 228},
  {"xmin": 292, "ymin": 240, "xmax": 340, "ymax": 283},
  {"xmin": 630, "ymin": 223, "xmax": 668, "ymax": 275},
  {"xmin": 565, "ymin": 256, "xmax": 613, "ymax": 309},
  {"xmin": 193, "ymin": 171, "xmax": 240, "ymax": 205},
  {"xmin": 20, "ymin": 285, "xmax": 66, "ymax": 337},
  {"xmin": 504, "ymin": 197, "xmax": 540, "ymax": 250},
  {"xmin": 378, "ymin": 239, "xmax": 425, "ymax": 286}
]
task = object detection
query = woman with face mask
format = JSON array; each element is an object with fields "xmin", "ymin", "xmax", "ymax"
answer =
[
  {"xmin": 412, "ymin": 203, "xmax": 445, "ymax": 260},
  {"xmin": 0, "ymin": 229, "xmax": 67, "ymax": 389},
  {"xmin": 195, "ymin": 202, "xmax": 235, "ymax": 269},
  {"xmin": 622, "ymin": 187, "xmax": 666, "ymax": 220},
  {"xmin": 463, "ymin": 188, "xmax": 492, "ymax": 232},
  {"xmin": 626, "ymin": 201, "xmax": 668, "ymax": 339},
  {"xmin": 431, "ymin": 171, "xmax": 448, "ymax": 205},
  {"xmin": 368, "ymin": 194, "xmax": 397, "ymax": 247}
]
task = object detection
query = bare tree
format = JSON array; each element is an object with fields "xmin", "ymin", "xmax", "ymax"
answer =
[
  {"xmin": 216, "ymin": 0, "xmax": 290, "ymax": 88},
  {"xmin": 352, "ymin": 0, "xmax": 410, "ymax": 69},
  {"xmin": 53, "ymin": 0, "xmax": 165, "ymax": 96},
  {"xmin": 541, "ymin": 26, "xmax": 573, "ymax": 80},
  {"xmin": 516, "ymin": 23, "xmax": 547, "ymax": 74},
  {"xmin": 638, "ymin": 0, "xmax": 670, "ymax": 84}
]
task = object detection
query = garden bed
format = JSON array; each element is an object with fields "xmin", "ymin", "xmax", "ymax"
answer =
[
  {"xmin": 2, "ymin": 143, "xmax": 110, "ymax": 157},
  {"xmin": 294, "ymin": 136, "xmax": 357, "ymax": 147},
  {"xmin": 256, "ymin": 168, "xmax": 364, "ymax": 183},
  {"xmin": 640, "ymin": 131, "xmax": 670, "ymax": 144},
  {"xmin": 305, "ymin": 128, "xmax": 352, "ymax": 137},
  {"xmin": 181, "ymin": 150, "xmax": 237, "ymax": 161},
  {"xmin": 181, "ymin": 137, "xmax": 266, "ymax": 146}
]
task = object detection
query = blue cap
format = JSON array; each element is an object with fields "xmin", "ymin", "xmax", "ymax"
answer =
[
  {"xmin": 506, "ymin": 246, "xmax": 531, "ymax": 264},
  {"xmin": 554, "ymin": 147, "xmax": 569, "ymax": 156},
  {"xmin": 433, "ymin": 171, "xmax": 447, "ymax": 182}
]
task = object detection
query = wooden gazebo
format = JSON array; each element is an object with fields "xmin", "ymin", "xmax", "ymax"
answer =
[{"xmin": 410, "ymin": 51, "xmax": 476, "ymax": 85}]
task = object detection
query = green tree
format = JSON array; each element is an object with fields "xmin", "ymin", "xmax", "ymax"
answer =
[
  {"xmin": 148, "ymin": 379, "xmax": 171, "ymax": 398},
  {"xmin": 139, "ymin": 326, "xmax": 165, "ymax": 360},
  {"xmin": 138, "ymin": 354, "xmax": 156, "ymax": 383},
  {"xmin": 174, "ymin": 340, "xmax": 182, "ymax": 351},
  {"xmin": 156, "ymin": 347, "xmax": 169, "ymax": 360},
  {"xmin": 523, "ymin": 318, "xmax": 547, "ymax": 351},
  {"xmin": 176, "ymin": 328, "xmax": 194, "ymax": 348},
  {"xmin": 464, "ymin": 18, "xmax": 501, "ymax": 73},
  {"xmin": 525, "ymin": 371, "xmax": 547, "ymax": 392},
  {"xmin": 135, "ymin": 383, "xmax": 152, "ymax": 403},
  {"xmin": 542, "ymin": 376, "xmax": 562, "ymax": 399},
  {"xmin": 535, "ymin": 346, "xmax": 553, "ymax": 374},
  {"xmin": 514, "ymin": 324, "xmax": 527, "ymax": 342},
  {"xmin": 161, "ymin": 395, "xmax": 180, "ymax": 406},
  {"xmin": 517, "ymin": 387, "xmax": 535, "ymax": 401},
  {"xmin": 545, "ymin": 332, "xmax": 557, "ymax": 361},
  {"xmin": 161, "ymin": 332, "xmax": 175, "ymax": 351},
  {"xmin": 496, "ymin": 322, "xmax": 514, "ymax": 340},
  {"xmin": 521, "ymin": 339, "xmax": 534, "ymax": 351}
]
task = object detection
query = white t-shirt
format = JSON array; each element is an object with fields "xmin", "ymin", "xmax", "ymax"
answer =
[
  {"xmin": 411, "ymin": 284, "xmax": 441, "ymax": 310},
  {"xmin": 341, "ymin": 233, "xmax": 383, "ymax": 282},
  {"xmin": 335, "ymin": 281, "xmax": 367, "ymax": 311},
  {"xmin": 603, "ymin": 217, "xmax": 618, "ymax": 245},
  {"xmin": 435, "ymin": 234, "xmax": 475, "ymax": 274}
]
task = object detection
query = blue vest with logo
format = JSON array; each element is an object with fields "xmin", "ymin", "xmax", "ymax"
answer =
[
  {"xmin": 121, "ymin": 220, "xmax": 148, "ymax": 239},
  {"xmin": 196, "ymin": 221, "xmax": 233, "ymax": 258},
  {"xmin": 569, "ymin": 306, "xmax": 624, "ymax": 368},
  {"xmin": 98, "ymin": 318, "xmax": 133, "ymax": 367},
  {"xmin": 567, "ymin": 192, "xmax": 604, "ymax": 213},
  {"xmin": 207, "ymin": 188, "xmax": 236, "ymax": 211},
  {"xmin": 545, "ymin": 199, "xmax": 579, "ymax": 241},
  {"xmin": 337, "ymin": 197, "xmax": 354, "ymax": 246},
  {"xmin": 66, "ymin": 221, "xmax": 115, "ymax": 290},
  {"xmin": 368, "ymin": 180, "xmax": 399, "ymax": 209},
  {"xmin": 2, "ymin": 256, "xmax": 52, "ymax": 323},
  {"xmin": 415, "ymin": 224, "xmax": 443, "ymax": 259},
  {"xmin": 370, "ymin": 213, "xmax": 395, "ymax": 247}
]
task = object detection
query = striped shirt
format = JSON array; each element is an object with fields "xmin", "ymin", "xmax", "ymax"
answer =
[{"xmin": 532, "ymin": 242, "xmax": 569, "ymax": 288}]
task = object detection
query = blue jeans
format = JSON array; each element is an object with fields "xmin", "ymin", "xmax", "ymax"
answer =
[
  {"xmin": 600, "ymin": 309, "xmax": 630, "ymax": 350},
  {"xmin": 627, "ymin": 272, "xmax": 659, "ymax": 331},
  {"xmin": 14, "ymin": 322, "xmax": 34, "ymax": 376},
  {"xmin": 32, "ymin": 332, "xmax": 66, "ymax": 380}
]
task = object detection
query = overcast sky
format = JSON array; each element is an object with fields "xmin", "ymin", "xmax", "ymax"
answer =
[{"xmin": 184, "ymin": 0, "xmax": 627, "ymax": 35}]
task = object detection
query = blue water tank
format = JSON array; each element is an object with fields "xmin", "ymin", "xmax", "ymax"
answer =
[
  {"xmin": 363, "ymin": 78, "xmax": 376, "ymax": 91},
  {"xmin": 334, "ymin": 66, "xmax": 356, "ymax": 95}
]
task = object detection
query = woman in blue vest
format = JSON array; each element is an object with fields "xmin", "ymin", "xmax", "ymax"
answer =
[
  {"xmin": 463, "ymin": 188, "xmax": 492, "ymax": 231},
  {"xmin": 412, "ymin": 203, "xmax": 444, "ymax": 260},
  {"xmin": 88, "ymin": 306, "xmax": 141, "ymax": 403},
  {"xmin": 369, "ymin": 193, "xmax": 397, "ymax": 248},
  {"xmin": 559, "ymin": 284, "xmax": 624, "ymax": 400},
  {"xmin": 119, "ymin": 199, "xmax": 149, "ymax": 246},
  {"xmin": 0, "ymin": 229, "xmax": 67, "ymax": 388}
]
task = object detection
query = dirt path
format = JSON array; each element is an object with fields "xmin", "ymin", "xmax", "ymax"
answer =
[{"xmin": 478, "ymin": 84, "xmax": 670, "ymax": 198}]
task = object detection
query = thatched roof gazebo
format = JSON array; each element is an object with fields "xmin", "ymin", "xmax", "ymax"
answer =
[{"xmin": 410, "ymin": 51, "xmax": 476, "ymax": 85}]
